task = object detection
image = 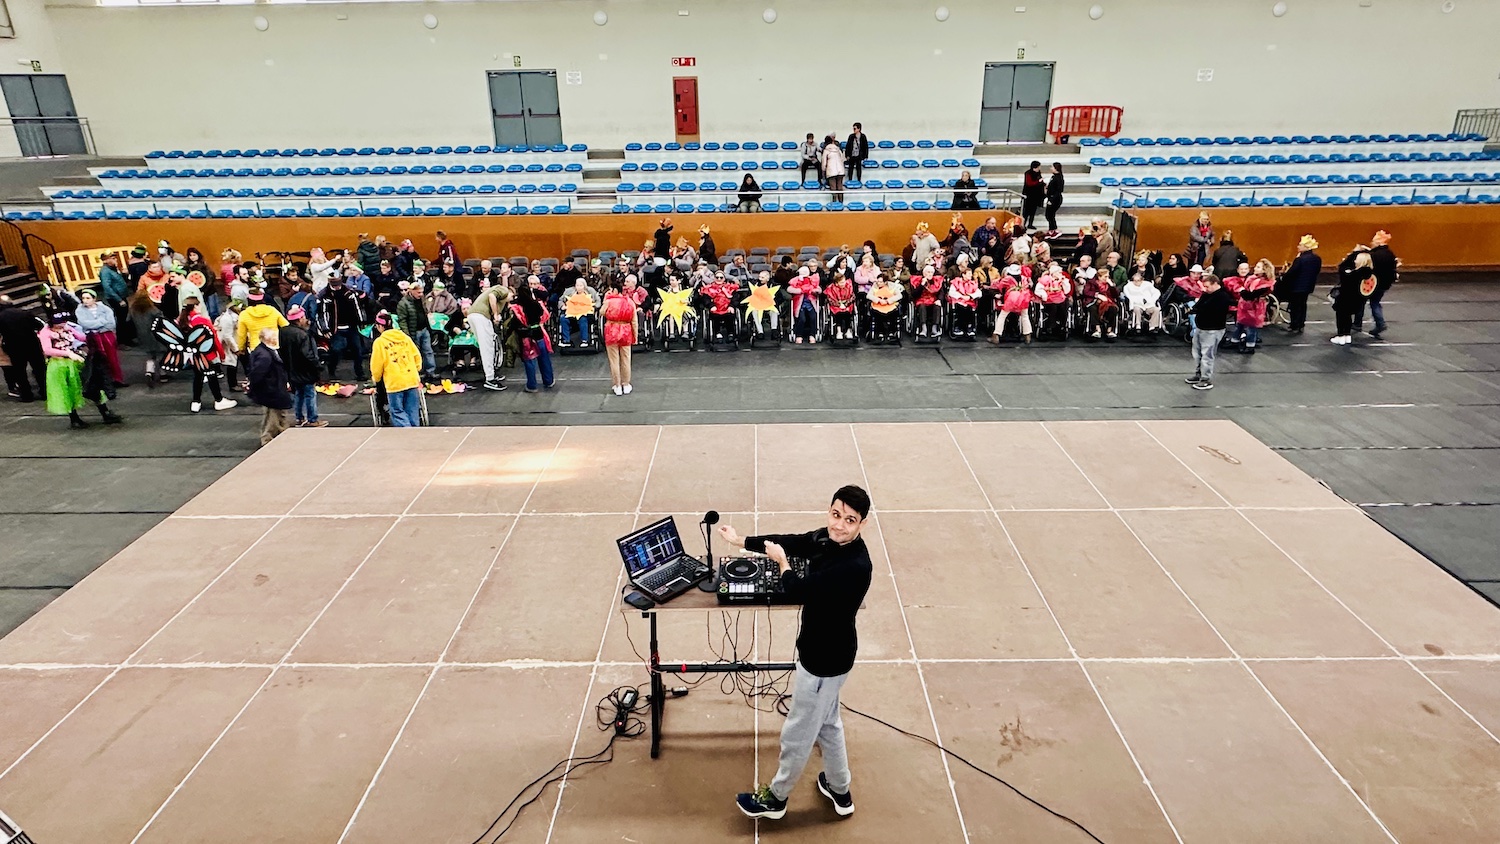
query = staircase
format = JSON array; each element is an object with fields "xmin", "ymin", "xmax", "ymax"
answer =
[{"xmin": 0, "ymin": 220, "xmax": 47, "ymax": 312}]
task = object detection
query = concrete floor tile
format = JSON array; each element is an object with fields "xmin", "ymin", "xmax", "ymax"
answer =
[
  {"xmin": 524, "ymin": 426, "xmax": 660, "ymax": 513},
  {"xmin": 0, "ymin": 667, "xmax": 111, "ymax": 772},
  {"xmin": 641, "ymin": 425, "xmax": 756, "ymax": 514},
  {"xmin": 947, "ymin": 421, "xmax": 1108, "ymax": 510},
  {"xmin": 405, "ymin": 426, "xmax": 565, "ymax": 514},
  {"xmin": 850, "ymin": 423, "xmax": 988, "ymax": 511},
  {"xmin": 1045, "ymin": 421, "xmax": 1223, "ymax": 508}
]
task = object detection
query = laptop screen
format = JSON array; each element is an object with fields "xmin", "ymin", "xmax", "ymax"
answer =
[{"xmin": 617, "ymin": 516, "xmax": 685, "ymax": 577}]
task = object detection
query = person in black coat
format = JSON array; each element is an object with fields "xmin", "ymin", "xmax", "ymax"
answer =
[
  {"xmin": 952, "ymin": 170, "xmax": 981, "ymax": 211},
  {"xmin": 653, "ymin": 218, "xmax": 674, "ymax": 259},
  {"xmin": 1278, "ymin": 235, "xmax": 1322, "ymax": 334},
  {"xmin": 0, "ymin": 296, "xmax": 46, "ymax": 402},
  {"xmin": 279, "ymin": 311, "xmax": 327, "ymax": 428},
  {"xmin": 843, "ymin": 123, "xmax": 870, "ymax": 183},
  {"xmin": 1363, "ymin": 230, "xmax": 1399, "ymax": 338},
  {"xmin": 1332, "ymin": 248, "xmax": 1373, "ymax": 345},
  {"xmin": 246, "ymin": 328, "xmax": 294, "ymax": 446},
  {"xmin": 1043, "ymin": 162, "xmax": 1065, "ymax": 235},
  {"xmin": 1021, "ymin": 161, "xmax": 1046, "ymax": 229}
]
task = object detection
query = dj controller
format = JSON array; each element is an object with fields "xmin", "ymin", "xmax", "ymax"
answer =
[{"xmin": 715, "ymin": 554, "xmax": 809, "ymax": 605}]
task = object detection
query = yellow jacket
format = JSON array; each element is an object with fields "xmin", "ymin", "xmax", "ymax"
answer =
[
  {"xmin": 369, "ymin": 327, "xmax": 422, "ymax": 393},
  {"xmin": 237, "ymin": 304, "xmax": 289, "ymax": 351}
]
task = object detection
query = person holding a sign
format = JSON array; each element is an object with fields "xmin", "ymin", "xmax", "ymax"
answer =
[{"xmin": 560, "ymin": 276, "xmax": 602, "ymax": 347}]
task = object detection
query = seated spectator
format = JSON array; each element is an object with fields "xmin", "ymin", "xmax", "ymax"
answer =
[
  {"xmin": 946, "ymin": 269, "xmax": 980, "ymax": 338},
  {"xmin": 789, "ymin": 266, "xmax": 823, "ymax": 344},
  {"xmin": 726, "ymin": 254, "xmax": 752, "ymax": 286},
  {"xmin": 560, "ymin": 277, "xmax": 602, "ymax": 346},
  {"xmin": 1123, "ymin": 271, "xmax": 1163, "ymax": 334},
  {"xmin": 826, "ymin": 273, "xmax": 857, "ymax": 340},
  {"xmin": 866, "ymin": 272, "xmax": 904, "ymax": 344},
  {"xmin": 952, "ymin": 171, "xmax": 981, "ymax": 211},
  {"xmin": 737, "ymin": 175, "xmax": 763, "ymax": 213}
]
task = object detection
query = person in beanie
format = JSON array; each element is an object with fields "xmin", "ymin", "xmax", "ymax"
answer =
[
  {"xmin": 280, "ymin": 305, "xmax": 327, "ymax": 428},
  {"xmin": 40, "ymin": 311, "xmax": 122, "ymax": 429},
  {"xmin": 465, "ymin": 281, "xmax": 511, "ymax": 391},
  {"xmin": 237, "ymin": 288, "xmax": 289, "ymax": 353},
  {"xmin": 368, "ymin": 310, "xmax": 423, "ymax": 427},
  {"xmin": 247, "ymin": 327, "xmax": 293, "ymax": 446},
  {"xmin": 1186, "ymin": 274, "xmax": 1231, "ymax": 391}
]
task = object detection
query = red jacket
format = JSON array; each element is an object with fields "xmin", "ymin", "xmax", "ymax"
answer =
[
  {"xmin": 789, "ymin": 274, "xmax": 822, "ymax": 314},
  {"xmin": 825, "ymin": 279, "xmax": 856, "ymax": 314},
  {"xmin": 1234, "ymin": 274, "xmax": 1273, "ymax": 327},
  {"xmin": 704, "ymin": 280, "xmax": 737, "ymax": 315},
  {"xmin": 188, "ymin": 312, "xmax": 225, "ymax": 364},
  {"xmin": 946, "ymin": 276, "xmax": 980, "ymax": 309},
  {"xmin": 1036, "ymin": 272, "xmax": 1071, "ymax": 305},
  {"xmin": 1082, "ymin": 277, "xmax": 1116, "ymax": 309},
  {"xmin": 912, "ymin": 274, "xmax": 945, "ymax": 307},
  {"xmin": 602, "ymin": 291, "xmax": 637, "ymax": 347}
]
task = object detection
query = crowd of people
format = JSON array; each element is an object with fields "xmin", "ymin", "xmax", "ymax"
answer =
[{"xmin": 0, "ymin": 210, "xmax": 1401, "ymax": 435}]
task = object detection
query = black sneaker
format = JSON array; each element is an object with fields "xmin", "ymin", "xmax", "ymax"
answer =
[
  {"xmin": 817, "ymin": 772, "xmax": 855, "ymax": 817},
  {"xmin": 736, "ymin": 785, "xmax": 787, "ymax": 819},
  {"xmin": 483, "ymin": 380, "xmax": 506, "ymax": 391},
  {"xmin": 1192, "ymin": 380, "xmax": 1214, "ymax": 391},
  {"xmin": 1184, "ymin": 374, "xmax": 1202, "ymax": 385}
]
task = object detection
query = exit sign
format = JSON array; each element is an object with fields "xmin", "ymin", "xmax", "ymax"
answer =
[{"xmin": 671, "ymin": 57, "xmax": 696, "ymax": 67}]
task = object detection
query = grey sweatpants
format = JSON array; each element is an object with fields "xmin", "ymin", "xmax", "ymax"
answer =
[
  {"xmin": 770, "ymin": 662, "xmax": 851, "ymax": 800},
  {"xmin": 1192, "ymin": 328, "xmax": 1225, "ymax": 381}
]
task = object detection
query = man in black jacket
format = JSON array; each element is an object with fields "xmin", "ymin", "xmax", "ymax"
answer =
[
  {"xmin": 246, "ymin": 328, "xmax": 294, "ymax": 446},
  {"xmin": 318, "ymin": 274, "xmax": 368, "ymax": 382},
  {"xmin": 1363, "ymin": 230, "xmax": 1399, "ymax": 338},
  {"xmin": 0, "ymin": 296, "xmax": 46, "ymax": 402},
  {"xmin": 1278, "ymin": 234, "xmax": 1322, "ymax": 334},
  {"xmin": 279, "ymin": 306, "xmax": 327, "ymax": 428},
  {"xmin": 1186, "ymin": 274, "xmax": 1232, "ymax": 391},
  {"xmin": 843, "ymin": 123, "xmax": 870, "ymax": 183},
  {"xmin": 722, "ymin": 485, "xmax": 874, "ymax": 821}
]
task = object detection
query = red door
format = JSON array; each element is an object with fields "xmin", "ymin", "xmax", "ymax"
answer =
[{"xmin": 673, "ymin": 77, "xmax": 699, "ymax": 139}]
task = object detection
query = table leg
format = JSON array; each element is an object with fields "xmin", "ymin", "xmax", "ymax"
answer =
[{"xmin": 648, "ymin": 610, "xmax": 663, "ymax": 759}]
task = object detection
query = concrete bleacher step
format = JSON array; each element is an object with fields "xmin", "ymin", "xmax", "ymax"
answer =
[
  {"xmin": 0, "ymin": 263, "xmax": 41, "ymax": 312},
  {"xmin": 976, "ymin": 143, "xmax": 1079, "ymax": 156}
]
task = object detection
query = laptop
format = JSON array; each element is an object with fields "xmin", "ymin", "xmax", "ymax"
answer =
[{"xmin": 616, "ymin": 516, "xmax": 712, "ymax": 602}]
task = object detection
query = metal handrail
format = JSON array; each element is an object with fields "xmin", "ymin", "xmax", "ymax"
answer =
[
  {"xmin": 1109, "ymin": 184, "xmax": 1488, "ymax": 208},
  {"xmin": 1453, "ymin": 108, "xmax": 1500, "ymax": 142},
  {"xmin": 0, "ymin": 116, "xmax": 96, "ymax": 157},
  {"xmin": 0, "ymin": 218, "xmax": 30, "ymax": 275},
  {"xmin": 22, "ymin": 232, "xmax": 57, "ymax": 282}
]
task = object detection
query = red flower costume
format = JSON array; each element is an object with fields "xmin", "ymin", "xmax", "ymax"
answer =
[
  {"xmin": 788, "ymin": 273, "xmax": 823, "ymax": 314},
  {"xmin": 1233, "ymin": 274, "xmax": 1273, "ymax": 328},
  {"xmin": 946, "ymin": 276, "xmax": 980, "ymax": 309},
  {"xmin": 602, "ymin": 291, "xmax": 637, "ymax": 347},
  {"xmin": 825, "ymin": 279, "xmax": 856, "ymax": 314},
  {"xmin": 704, "ymin": 280, "xmax": 736, "ymax": 315},
  {"xmin": 1000, "ymin": 267, "xmax": 1033, "ymax": 313},
  {"xmin": 1036, "ymin": 271, "xmax": 1071, "ymax": 305},
  {"xmin": 913, "ymin": 274, "xmax": 945, "ymax": 307}
]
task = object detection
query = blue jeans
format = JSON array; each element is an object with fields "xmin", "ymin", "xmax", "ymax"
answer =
[
  {"xmin": 522, "ymin": 346, "xmax": 555, "ymax": 391},
  {"xmin": 411, "ymin": 328, "xmax": 436, "ymax": 377},
  {"xmin": 387, "ymin": 387, "xmax": 422, "ymax": 427},
  {"xmin": 561, "ymin": 315, "xmax": 591, "ymax": 344},
  {"xmin": 292, "ymin": 383, "xmax": 319, "ymax": 423},
  {"xmin": 328, "ymin": 327, "xmax": 367, "ymax": 380},
  {"xmin": 205, "ymin": 294, "xmax": 221, "ymax": 320},
  {"xmin": 1239, "ymin": 325, "xmax": 1260, "ymax": 348}
]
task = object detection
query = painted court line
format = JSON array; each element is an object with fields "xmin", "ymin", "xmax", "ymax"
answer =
[
  {"xmin": 0, "ymin": 429, "xmax": 380, "ymax": 786},
  {"xmin": 1056, "ymin": 422, "xmax": 1400, "ymax": 841}
]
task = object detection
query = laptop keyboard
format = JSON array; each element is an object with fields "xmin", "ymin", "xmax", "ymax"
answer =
[{"xmin": 639, "ymin": 558, "xmax": 700, "ymax": 592}]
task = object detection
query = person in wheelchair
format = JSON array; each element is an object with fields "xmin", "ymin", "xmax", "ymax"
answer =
[
  {"xmin": 788, "ymin": 266, "xmax": 823, "ymax": 344},
  {"xmin": 1228, "ymin": 259, "xmax": 1274, "ymax": 354},
  {"xmin": 1123, "ymin": 271, "xmax": 1164, "ymax": 336},
  {"xmin": 946, "ymin": 267, "xmax": 981, "ymax": 340},
  {"xmin": 990, "ymin": 264, "xmax": 1034, "ymax": 345},
  {"xmin": 559, "ymin": 276, "xmax": 602, "ymax": 347},
  {"xmin": 1078, "ymin": 266, "xmax": 1119, "ymax": 341},
  {"xmin": 1034, "ymin": 262, "xmax": 1072, "ymax": 342},
  {"xmin": 975, "ymin": 255, "xmax": 1003, "ymax": 335},
  {"xmin": 910, "ymin": 264, "xmax": 945, "ymax": 339},
  {"xmin": 866, "ymin": 271, "xmax": 904, "ymax": 345},
  {"xmin": 655, "ymin": 273, "xmax": 698, "ymax": 347},
  {"xmin": 423, "ymin": 279, "xmax": 462, "ymax": 354},
  {"xmin": 745, "ymin": 270, "xmax": 783, "ymax": 340},
  {"xmin": 825, "ymin": 271, "xmax": 857, "ymax": 342},
  {"xmin": 702, "ymin": 271, "xmax": 739, "ymax": 343},
  {"xmin": 623, "ymin": 273, "xmax": 653, "ymax": 348},
  {"xmin": 1165, "ymin": 264, "xmax": 1205, "ymax": 308}
]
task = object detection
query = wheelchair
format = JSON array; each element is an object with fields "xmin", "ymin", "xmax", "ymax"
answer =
[
  {"xmin": 631, "ymin": 302, "xmax": 656, "ymax": 353},
  {"xmin": 1160, "ymin": 284, "xmax": 1196, "ymax": 342},
  {"xmin": 702, "ymin": 305, "xmax": 743, "ymax": 351},
  {"xmin": 825, "ymin": 302, "xmax": 860, "ymax": 346},
  {"xmin": 746, "ymin": 301, "xmax": 784, "ymax": 349},
  {"xmin": 370, "ymin": 382, "xmax": 430, "ymax": 427},
  {"xmin": 658, "ymin": 307, "xmax": 699, "ymax": 352},
  {"xmin": 945, "ymin": 302, "xmax": 980, "ymax": 341},
  {"xmin": 1031, "ymin": 298, "xmax": 1072, "ymax": 342},
  {"xmin": 785, "ymin": 298, "xmax": 824, "ymax": 345},
  {"xmin": 908, "ymin": 299, "xmax": 946, "ymax": 344},
  {"xmin": 863, "ymin": 299, "xmax": 906, "ymax": 346},
  {"xmin": 1076, "ymin": 294, "xmax": 1123, "ymax": 341},
  {"xmin": 553, "ymin": 305, "xmax": 604, "ymax": 355}
]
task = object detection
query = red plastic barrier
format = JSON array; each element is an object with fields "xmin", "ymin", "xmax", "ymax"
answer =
[{"xmin": 1048, "ymin": 106, "xmax": 1123, "ymax": 143}]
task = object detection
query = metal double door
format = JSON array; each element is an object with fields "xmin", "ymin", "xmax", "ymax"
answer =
[
  {"xmin": 0, "ymin": 74, "xmax": 88, "ymax": 156},
  {"xmin": 487, "ymin": 70, "xmax": 563, "ymax": 148},
  {"xmin": 979, "ymin": 62, "xmax": 1054, "ymax": 143}
]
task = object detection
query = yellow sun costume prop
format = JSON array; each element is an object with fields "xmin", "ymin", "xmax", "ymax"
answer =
[
  {"xmin": 656, "ymin": 288, "xmax": 695, "ymax": 331},
  {"xmin": 564, "ymin": 291, "xmax": 595, "ymax": 318},
  {"xmin": 742, "ymin": 283, "xmax": 779, "ymax": 318}
]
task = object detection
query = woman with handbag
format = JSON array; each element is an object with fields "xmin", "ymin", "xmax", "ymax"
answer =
[{"xmin": 506, "ymin": 282, "xmax": 556, "ymax": 392}]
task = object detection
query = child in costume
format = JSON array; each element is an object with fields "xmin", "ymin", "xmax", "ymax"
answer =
[
  {"xmin": 991, "ymin": 264, "xmax": 1034, "ymax": 344},
  {"xmin": 825, "ymin": 273, "xmax": 857, "ymax": 340},
  {"xmin": 946, "ymin": 270, "xmax": 981, "ymax": 338},
  {"xmin": 788, "ymin": 266, "xmax": 822, "ymax": 344},
  {"xmin": 866, "ymin": 273, "xmax": 904, "ymax": 344},
  {"xmin": 911, "ymin": 265, "xmax": 945, "ymax": 338}
]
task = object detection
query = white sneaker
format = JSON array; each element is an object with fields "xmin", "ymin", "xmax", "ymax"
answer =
[
  {"xmin": 1331, "ymin": 335, "xmax": 1351, "ymax": 345},
  {"xmin": 190, "ymin": 401, "xmax": 201, "ymax": 413},
  {"xmin": 612, "ymin": 385, "xmax": 623, "ymax": 396},
  {"xmin": 623, "ymin": 384, "xmax": 632, "ymax": 395},
  {"xmin": 213, "ymin": 398, "xmax": 237, "ymax": 411}
]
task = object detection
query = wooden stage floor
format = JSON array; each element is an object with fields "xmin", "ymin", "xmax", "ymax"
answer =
[{"xmin": 2, "ymin": 421, "xmax": 1499, "ymax": 843}]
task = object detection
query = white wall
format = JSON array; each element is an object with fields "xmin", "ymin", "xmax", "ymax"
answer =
[
  {"xmin": 38, "ymin": 0, "xmax": 1500, "ymax": 156},
  {"xmin": 0, "ymin": 0, "xmax": 71, "ymax": 157}
]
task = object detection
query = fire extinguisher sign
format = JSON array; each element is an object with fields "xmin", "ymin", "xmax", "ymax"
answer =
[{"xmin": 671, "ymin": 57, "xmax": 696, "ymax": 67}]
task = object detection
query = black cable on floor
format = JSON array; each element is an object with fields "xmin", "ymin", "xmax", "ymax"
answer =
[{"xmin": 840, "ymin": 703, "xmax": 1108, "ymax": 844}]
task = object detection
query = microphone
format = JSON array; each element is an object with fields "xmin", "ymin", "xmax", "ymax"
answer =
[{"xmin": 698, "ymin": 510, "xmax": 721, "ymax": 591}]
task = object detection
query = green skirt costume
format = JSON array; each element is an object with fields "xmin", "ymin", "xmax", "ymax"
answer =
[{"xmin": 45, "ymin": 357, "xmax": 84, "ymax": 415}]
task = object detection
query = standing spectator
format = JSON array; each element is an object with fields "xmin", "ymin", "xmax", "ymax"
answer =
[
  {"xmin": 396, "ymin": 281, "xmax": 436, "ymax": 382},
  {"xmin": 215, "ymin": 298, "xmax": 243, "ymax": 393},
  {"xmin": 1043, "ymin": 162, "xmax": 1065, "ymax": 237},
  {"xmin": 843, "ymin": 122, "xmax": 870, "ymax": 183},
  {"xmin": 1332, "ymin": 249, "xmax": 1374, "ymax": 346},
  {"xmin": 317, "ymin": 274, "xmax": 368, "ymax": 382},
  {"xmin": 394, "ymin": 239, "xmax": 421, "ymax": 280},
  {"xmin": 1211, "ymin": 232, "xmax": 1248, "ymax": 280},
  {"xmin": 698, "ymin": 225, "xmax": 717, "ymax": 266},
  {"xmin": 1364, "ymin": 230, "xmax": 1399, "ymax": 338},
  {"xmin": 1021, "ymin": 161, "xmax": 1045, "ymax": 229},
  {"xmin": 799, "ymin": 133, "xmax": 823, "ymax": 186},
  {"xmin": 184, "ymin": 248, "xmax": 219, "ymax": 319},
  {"xmin": 128, "ymin": 287, "xmax": 168, "ymax": 387},
  {"xmin": 371, "ymin": 259, "xmax": 403, "ymax": 311},
  {"xmin": 0, "ymin": 296, "xmax": 45, "ymax": 402},
  {"xmin": 466, "ymin": 282, "xmax": 511, "ymax": 391},
  {"xmin": 910, "ymin": 222, "xmax": 939, "ymax": 271},
  {"xmin": 1093, "ymin": 220, "xmax": 1117, "ymax": 265},
  {"xmin": 246, "ymin": 327, "xmax": 293, "ymax": 446},
  {"xmin": 602, "ymin": 277, "xmax": 636, "ymax": 396},
  {"xmin": 41, "ymin": 313, "xmax": 122, "ymax": 429},
  {"xmin": 218, "ymin": 249, "xmax": 242, "ymax": 295},
  {"xmin": 75, "ymin": 289, "xmax": 125, "ymax": 394},
  {"xmin": 737, "ymin": 174, "xmax": 763, "ymax": 213},
  {"xmin": 1186, "ymin": 212, "xmax": 1214, "ymax": 268},
  {"xmin": 178, "ymin": 296, "xmax": 236, "ymax": 414},
  {"xmin": 126, "ymin": 244, "xmax": 151, "ymax": 292},
  {"xmin": 280, "ymin": 306, "xmax": 326, "ymax": 428},
  {"xmin": 435, "ymin": 230, "xmax": 461, "ymax": 278},
  {"xmin": 952, "ymin": 171, "xmax": 980, "ymax": 211},
  {"xmin": 357, "ymin": 233, "xmax": 380, "ymax": 279},
  {"xmin": 1231, "ymin": 259, "xmax": 1275, "ymax": 354},
  {"xmin": 506, "ymin": 281, "xmax": 555, "ymax": 393},
  {"xmin": 942, "ymin": 213, "xmax": 970, "ymax": 249},
  {"xmin": 822, "ymin": 136, "xmax": 846, "ymax": 203},
  {"xmin": 98, "ymin": 251, "xmax": 130, "ymax": 337},
  {"xmin": 307, "ymin": 247, "xmax": 339, "ymax": 293},
  {"xmin": 1161, "ymin": 252, "xmax": 1189, "ymax": 291},
  {"xmin": 237, "ymin": 288, "xmax": 289, "ymax": 354},
  {"xmin": 1278, "ymin": 235, "xmax": 1322, "ymax": 335},
  {"xmin": 654, "ymin": 218, "xmax": 675, "ymax": 258},
  {"xmin": 369, "ymin": 310, "xmax": 424, "ymax": 427},
  {"xmin": 1186, "ymin": 274, "xmax": 1231, "ymax": 390}
]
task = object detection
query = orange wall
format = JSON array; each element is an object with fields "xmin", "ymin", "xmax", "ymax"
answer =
[{"xmin": 23, "ymin": 206, "xmax": 1500, "ymax": 274}]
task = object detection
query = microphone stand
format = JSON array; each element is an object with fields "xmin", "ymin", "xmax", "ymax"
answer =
[{"xmin": 699, "ymin": 519, "xmax": 718, "ymax": 591}]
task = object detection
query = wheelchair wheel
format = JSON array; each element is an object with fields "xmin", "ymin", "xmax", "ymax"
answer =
[
  {"xmin": 1163, "ymin": 302, "xmax": 1190, "ymax": 341},
  {"xmin": 1266, "ymin": 293, "xmax": 1286, "ymax": 326}
]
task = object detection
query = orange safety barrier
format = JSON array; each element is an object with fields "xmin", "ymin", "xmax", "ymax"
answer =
[
  {"xmin": 1048, "ymin": 105, "xmax": 1123, "ymax": 144},
  {"xmin": 49, "ymin": 245, "xmax": 136, "ymax": 292}
]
